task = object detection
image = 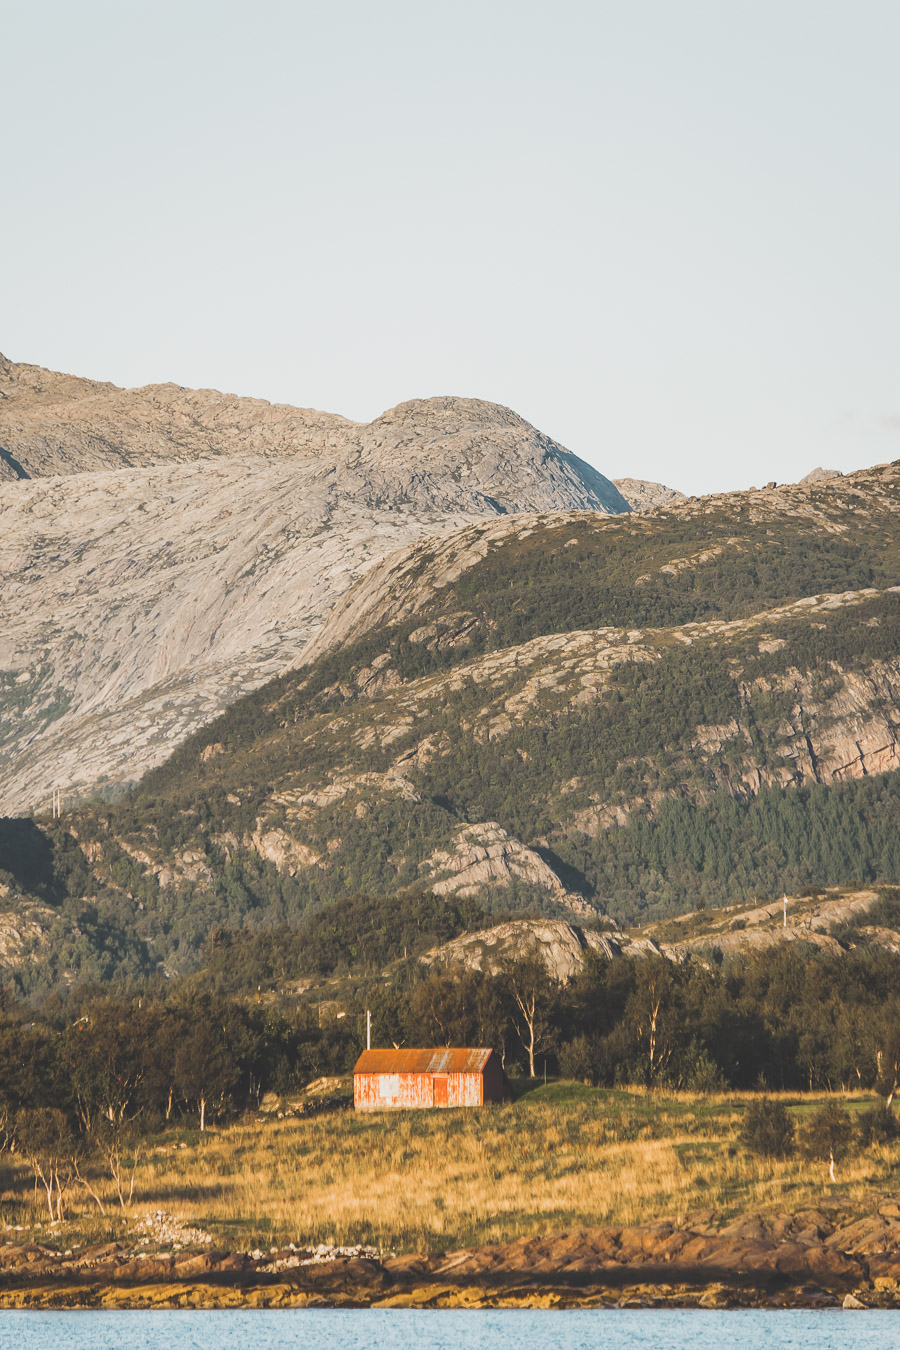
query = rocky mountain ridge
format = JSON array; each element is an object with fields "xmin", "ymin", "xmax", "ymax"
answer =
[
  {"xmin": 419, "ymin": 888, "xmax": 899, "ymax": 983},
  {"xmin": 0, "ymin": 354, "xmax": 628, "ymax": 504},
  {"xmin": 0, "ymin": 353, "xmax": 629, "ymax": 813},
  {"xmin": 2, "ymin": 354, "xmax": 900, "ymax": 990},
  {"xmin": 110, "ymin": 458, "xmax": 900, "ymax": 925},
  {"xmin": 171, "ymin": 582, "xmax": 898, "ymax": 925},
  {"xmin": 298, "ymin": 458, "xmax": 900, "ymax": 662}
]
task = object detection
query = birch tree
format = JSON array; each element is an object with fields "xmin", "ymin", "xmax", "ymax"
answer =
[
  {"xmin": 92, "ymin": 1118, "xmax": 144, "ymax": 1210},
  {"xmin": 503, "ymin": 956, "xmax": 556, "ymax": 1079},
  {"xmin": 802, "ymin": 1102, "xmax": 854, "ymax": 1183},
  {"xmin": 16, "ymin": 1108, "xmax": 78, "ymax": 1222},
  {"xmin": 624, "ymin": 959, "xmax": 679, "ymax": 1086}
]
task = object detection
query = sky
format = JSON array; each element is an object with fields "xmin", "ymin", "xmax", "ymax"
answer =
[{"xmin": 4, "ymin": 0, "xmax": 900, "ymax": 496}]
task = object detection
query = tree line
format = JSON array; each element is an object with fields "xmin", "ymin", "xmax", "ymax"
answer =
[
  {"xmin": 1, "ymin": 938, "xmax": 898, "ymax": 1128},
  {"xmin": 0, "ymin": 987, "xmax": 349, "ymax": 1220},
  {"xmin": 364, "ymin": 945, "xmax": 900, "ymax": 1097}
]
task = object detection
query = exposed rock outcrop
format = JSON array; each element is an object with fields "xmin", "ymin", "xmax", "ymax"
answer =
[
  {"xmin": 3, "ymin": 1198, "xmax": 900, "ymax": 1307},
  {"xmin": 421, "ymin": 825, "xmax": 590, "ymax": 912},
  {"xmin": 613, "ymin": 477, "xmax": 686, "ymax": 511},
  {"xmin": 421, "ymin": 889, "xmax": 894, "ymax": 979},
  {"xmin": 801, "ymin": 467, "xmax": 843, "ymax": 484},
  {"xmin": 420, "ymin": 918, "xmax": 622, "ymax": 980}
]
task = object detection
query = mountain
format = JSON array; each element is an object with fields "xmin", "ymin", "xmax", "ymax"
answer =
[
  {"xmin": 0, "ymin": 354, "xmax": 628, "ymax": 814},
  {"xmin": 2, "ymin": 457, "xmax": 900, "ymax": 992}
]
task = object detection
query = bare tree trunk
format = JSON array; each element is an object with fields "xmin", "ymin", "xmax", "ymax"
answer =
[
  {"xmin": 199, "ymin": 1095, "xmax": 206, "ymax": 1133},
  {"xmin": 106, "ymin": 1140, "xmax": 143, "ymax": 1209},
  {"xmin": 52, "ymin": 1166, "xmax": 70, "ymax": 1222},
  {"xmin": 648, "ymin": 996, "xmax": 661, "ymax": 1082},
  {"xmin": 513, "ymin": 989, "xmax": 538, "ymax": 1078},
  {"xmin": 35, "ymin": 1165, "xmax": 54, "ymax": 1223},
  {"xmin": 73, "ymin": 1159, "xmax": 106, "ymax": 1213}
]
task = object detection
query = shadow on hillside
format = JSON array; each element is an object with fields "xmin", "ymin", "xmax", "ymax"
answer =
[
  {"xmin": 531, "ymin": 846, "xmax": 595, "ymax": 901},
  {"xmin": 505, "ymin": 1077, "xmax": 546, "ymax": 1101},
  {"xmin": 0, "ymin": 817, "xmax": 57, "ymax": 898}
]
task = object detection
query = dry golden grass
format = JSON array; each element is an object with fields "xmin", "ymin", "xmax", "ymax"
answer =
[{"xmin": 4, "ymin": 1085, "xmax": 899, "ymax": 1253}]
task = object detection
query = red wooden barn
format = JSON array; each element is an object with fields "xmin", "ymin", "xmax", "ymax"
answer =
[{"xmin": 353, "ymin": 1047, "xmax": 503, "ymax": 1110}]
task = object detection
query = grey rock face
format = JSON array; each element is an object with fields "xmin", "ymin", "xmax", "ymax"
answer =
[
  {"xmin": 420, "ymin": 822, "xmax": 591, "ymax": 912},
  {"xmin": 420, "ymin": 918, "xmax": 625, "ymax": 982},
  {"xmin": 0, "ymin": 351, "xmax": 354, "ymax": 479},
  {"xmin": 0, "ymin": 356, "xmax": 627, "ymax": 813},
  {"xmin": 800, "ymin": 467, "xmax": 843, "ymax": 484},
  {"xmin": 612, "ymin": 477, "xmax": 686, "ymax": 511},
  {"xmin": 0, "ymin": 356, "xmax": 629, "ymax": 517}
]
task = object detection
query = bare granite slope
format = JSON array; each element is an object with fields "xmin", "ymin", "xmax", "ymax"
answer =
[
  {"xmin": 0, "ymin": 351, "xmax": 353, "ymax": 479},
  {"xmin": 612, "ymin": 477, "xmax": 686, "ymax": 511},
  {"xmin": 0, "ymin": 355, "xmax": 627, "ymax": 813}
]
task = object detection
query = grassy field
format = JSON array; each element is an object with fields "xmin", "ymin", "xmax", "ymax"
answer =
[{"xmin": 3, "ymin": 1083, "xmax": 899, "ymax": 1254}]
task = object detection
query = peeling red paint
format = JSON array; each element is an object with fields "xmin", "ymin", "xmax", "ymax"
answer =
[{"xmin": 353, "ymin": 1048, "xmax": 503, "ymax": 1110}]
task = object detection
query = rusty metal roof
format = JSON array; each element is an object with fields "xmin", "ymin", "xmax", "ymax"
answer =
[{"xmin": 353, "ymin": 1048, "xmax": 495, "ymax": 1075}]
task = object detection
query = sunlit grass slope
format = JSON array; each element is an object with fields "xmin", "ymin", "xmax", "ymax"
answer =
[{"xmin": 5, "ymin": 1085, "xmax": 898, "ymax": 1253}]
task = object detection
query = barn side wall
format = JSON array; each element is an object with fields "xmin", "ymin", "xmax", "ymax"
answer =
[
  {"xmin": 354, "ymin": 1069, "xmax": 492, "ymax": 1110},
  {"xmin": 446, "ymin": 1072, "xmax": 483, "ymax": 1107},
  {"xmin": 355, "ymin": 1072, "xmax": 435, "ymax": 1111}
]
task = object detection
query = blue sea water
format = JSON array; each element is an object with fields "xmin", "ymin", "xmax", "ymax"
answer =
[{"xmin": 0, "ymin": 1310, "xmax": 895, "ymax": 1350}]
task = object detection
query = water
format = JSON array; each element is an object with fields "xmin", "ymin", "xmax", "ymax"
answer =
[{"xmin": 0, "ymin": 1310, "xmax": 894, "ymax": 1350}]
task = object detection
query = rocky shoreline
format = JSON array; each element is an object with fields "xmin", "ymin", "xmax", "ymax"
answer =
[{"xmin": 2, "ymin": 1199, "xmax": 900, "ymax": 1309}]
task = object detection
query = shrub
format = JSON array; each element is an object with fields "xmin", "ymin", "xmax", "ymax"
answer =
[
  {"xmin": 558, "ymin": 1034, "xmax": 600, "ymax": 1084},
  {"xmin": 801, "ymin": 1101, "xmax": 854, "ymax": 1180},
  {"xmin": 739, "ymin": 1097, "xmax": 795, "ymax": 1158},
  {"xmin": 685, "ymin": 1046, "xmax": 726, "ymax": 1094},
  {"xmin": 858, "ymin": 1103, "xmax": 899, "ymax": 1147}
]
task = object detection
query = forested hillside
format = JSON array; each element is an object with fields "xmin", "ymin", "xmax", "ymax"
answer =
[{"xmin": 1, "ymin": 460, "xmax": 900, "ymax": 990}]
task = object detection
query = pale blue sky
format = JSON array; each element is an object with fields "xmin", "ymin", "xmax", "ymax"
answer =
[{"xmin": 4, "ymin": 1, "xmax": 899, "ymax": 494}]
